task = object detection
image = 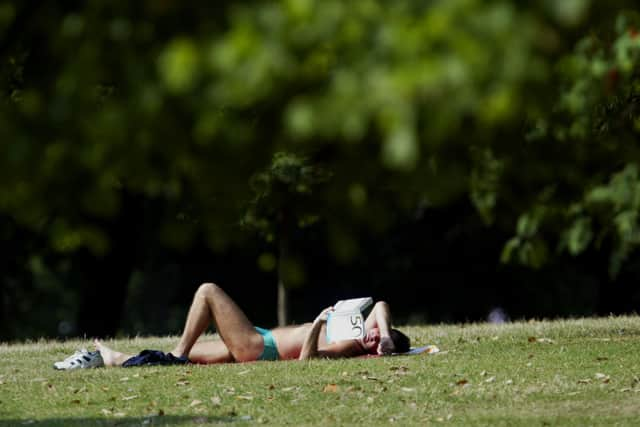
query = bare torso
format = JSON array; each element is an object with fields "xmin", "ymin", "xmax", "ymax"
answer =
[{"xmin": 270, "ymin": 323, "xmax": 327, "ymax": 359}]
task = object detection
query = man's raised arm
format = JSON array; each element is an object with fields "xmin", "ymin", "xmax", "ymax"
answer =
[
  {"xmin": 365, "ymin": 301, "xmax": 395, "ymax": 354},
  {"xmin": 299, "ymin": 307, "xmax": 332, "ymax": 360}
]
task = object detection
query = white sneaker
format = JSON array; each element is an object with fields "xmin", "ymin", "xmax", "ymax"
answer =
[{"xmin": 53, "ymin": 348, "xmax": 104, "ymax": 370}]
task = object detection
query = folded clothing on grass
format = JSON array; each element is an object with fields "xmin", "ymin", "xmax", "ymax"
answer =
[
  {"xmin": 399, "ymin": 345, "xmax": 440, "ymax": 355},
  {"xmin": 358, "ymin": 345, "xmax": 441, "ymax": 359},
  {"xmin": 122, "ymin": 350, "xmax": 189, "ymax": 367}
]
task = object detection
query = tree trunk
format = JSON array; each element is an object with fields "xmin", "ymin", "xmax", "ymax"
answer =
[{"xmin": 277, "ymin": 233, "xmax": 289, "ymax": 326}]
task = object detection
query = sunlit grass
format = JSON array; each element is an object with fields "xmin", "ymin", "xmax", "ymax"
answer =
[{"xmin": 1, "ymin": 316, "xmax": 640, "ymax": 426}]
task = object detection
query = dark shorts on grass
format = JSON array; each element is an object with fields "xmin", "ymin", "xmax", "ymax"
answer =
[{"xmin": 122, "ymin": 350, "xmax": 189, "ymax": 367}]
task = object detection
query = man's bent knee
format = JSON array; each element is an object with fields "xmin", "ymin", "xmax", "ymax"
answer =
[{"xmin": 197, "ymin": 282, "xmax": 220, "ymax": 297}]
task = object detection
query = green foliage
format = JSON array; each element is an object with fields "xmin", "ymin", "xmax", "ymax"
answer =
[
  {"xmin": 242, "ymin": 151, "xmax": 331, "ymax": 241},
  {"xmin": 503, "ymin": 12, "xmax": 640, "ymax": 276},
  {"xmin": 1, "ymin": 0, "xmax": 640, "ymax": 295},
  {"xmin": 501, "ymin": 207, "xmax": 550, "ymax": 269},
  {"xmin": 585, "ymin": 165, "xmax": 640, "ymax": 276}
]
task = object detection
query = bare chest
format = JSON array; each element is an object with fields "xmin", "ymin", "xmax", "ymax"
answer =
[{"xmin": 271, "ymin": 324, "xmax": 327, "ymax": 360}]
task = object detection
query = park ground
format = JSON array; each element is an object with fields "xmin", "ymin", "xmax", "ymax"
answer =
[{"xmin": 1, "ymin": 316, "xmax": 640, "ymax": 426}]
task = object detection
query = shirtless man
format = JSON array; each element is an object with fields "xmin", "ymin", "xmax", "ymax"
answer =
[{"xmin": 92, "ymin": 282, "xmax": 410, "ymax": 366}]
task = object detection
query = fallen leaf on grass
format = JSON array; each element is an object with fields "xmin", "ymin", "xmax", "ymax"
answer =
[
  {"xmin": 401, "ymin": 387, "xmax": 415, "ymax": 393},
  {"xmin": 122, "ymin": 395, "xmax": 138, "ymax": 401},
  {"xmin": 100, "ymin": 407, "xmax": 125, "ymax": 417},
  {"xmin": 281, "ymin": 386, "xmax": 296, "ymax": 392},
  {"xmin": 595, "ymin": 373, "xmax": 610, "ymax": 383},
  {"xmin": 389, "ymin": 366, "xmax": 409, "ymax": 375},
  {"xmin": 175, "ymin": 380, "xmax": 190, "ymax": 386},
  {"xmin": 528, "ymin": 337, "xmax": 554, "ymax": 344},
  {"xmin": 236, "ymin": 395, "xmax": 254, "ymax": 400},
  {"xmin": 323, "ymin": 384, "xmax": 339, "ymax": 393},
  {"xmin": 485, "ymin": 376, "xmax": 496, "ymax": 383},
  {"xmin": 190, "ymin": 399, "xmax": 202, "ymax": 407},
  {"xmin": 456, "ymin": 379, "xmax": 468, "ymax": 386},
  {"xmin": 210, "ymin": 396, "xmax": 221, "ymax": 405}
]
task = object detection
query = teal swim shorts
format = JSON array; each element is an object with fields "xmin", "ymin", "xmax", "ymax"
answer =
[{"xmin": 255, "ymin": 327, "xmax": 280, "ymax": 361}]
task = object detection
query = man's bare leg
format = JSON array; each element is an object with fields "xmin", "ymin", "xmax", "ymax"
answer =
[
  {"xmin": 94, "ymin": 339, "xmax": 134, "ymax": 367},
  {"xmin": 188, "ymin": 339, "xmax": 234, "ymax": 364},
  {"xmin": 171, "ymin": 282, "xmax": 264, "ymax": 362}
]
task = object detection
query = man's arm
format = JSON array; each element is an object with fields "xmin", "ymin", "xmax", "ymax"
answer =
[
  {"xmin": 364, "ymin": 301, "xmax": 395, "ymax": 354},
  {"xmin": 299, "ymin": 313, "xmax": 325, "ymax": 360},
  {"xmin": 299, "ymin": 307, "xmax": 361, "ymax": 360}
]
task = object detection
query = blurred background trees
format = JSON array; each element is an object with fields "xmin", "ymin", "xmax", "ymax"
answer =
[{"xmin": 1, "ymin": 0, "xmax": 640, "ymax": 340}]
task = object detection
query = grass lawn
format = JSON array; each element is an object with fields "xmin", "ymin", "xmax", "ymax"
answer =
[{"xmin": 1, "ymin": 316, "xmax": 640, "ymax": 426}]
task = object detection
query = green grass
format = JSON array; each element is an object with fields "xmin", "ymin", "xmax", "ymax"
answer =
[{"xmin": 2, "ymin": 316, "xmax": 640, "ymax": 426}]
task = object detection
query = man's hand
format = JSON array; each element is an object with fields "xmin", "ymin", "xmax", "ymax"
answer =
[
  {"xmin": 377, "ymin": 336, "xmax": 395, "ymax": 355},
  {"xmin": 315, "ymin": 306, "xmax": 334, "ymax": 323}
]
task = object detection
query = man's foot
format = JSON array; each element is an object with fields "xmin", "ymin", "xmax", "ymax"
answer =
[
  {"xmin": 94, "ymin": 339, "xmax": 132, "ymax": 367},
  {"xmin": 170, "ymin": 346, "xmax": 187, "ymax": 359}
]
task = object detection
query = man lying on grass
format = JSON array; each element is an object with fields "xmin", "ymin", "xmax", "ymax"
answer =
[{"xmin": 54, "ymin": 282, "xmax": 410, "ymax": 369}]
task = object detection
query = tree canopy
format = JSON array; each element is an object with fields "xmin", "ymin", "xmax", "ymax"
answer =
[{"xmin": 2, "ymin": 0, "xmax": 640, "ymax": 339}]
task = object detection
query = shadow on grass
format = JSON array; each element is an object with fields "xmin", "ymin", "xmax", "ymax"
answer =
[{"xmin": 0, "ymin": 414, "xmax": 254, "ymax": 426}]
